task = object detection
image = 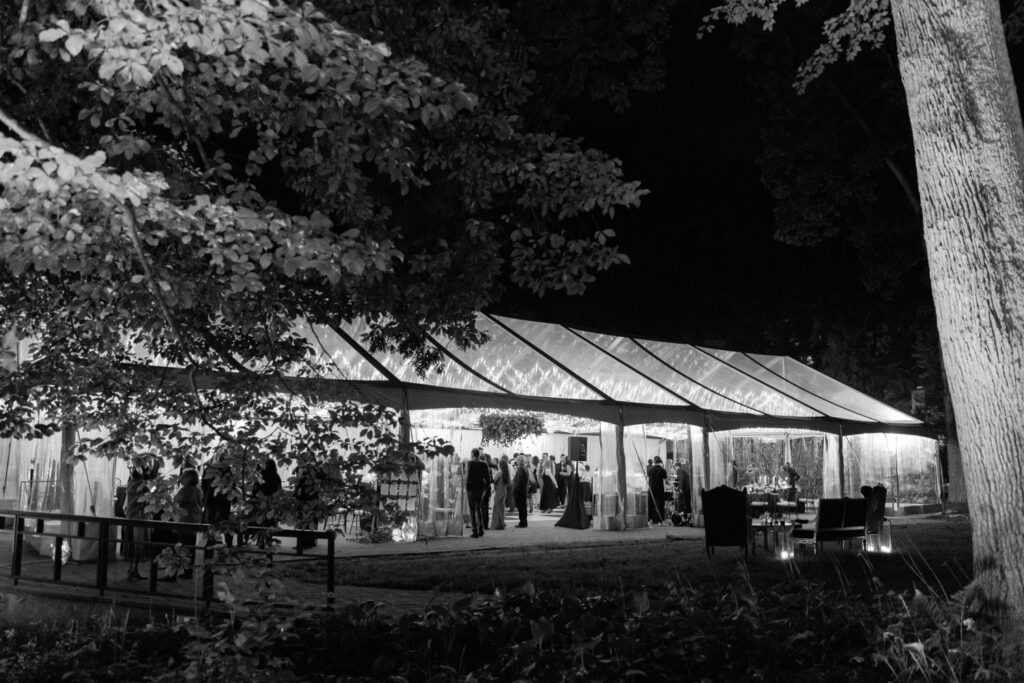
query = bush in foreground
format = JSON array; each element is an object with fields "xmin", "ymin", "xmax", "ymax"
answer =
[{"xmin": 0, "ymin": 575, "xmax": 1019, "ymax": 681}]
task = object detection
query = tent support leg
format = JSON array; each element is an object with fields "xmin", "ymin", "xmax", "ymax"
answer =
[
  {"xmin": 616, "ymin": 411, "xmax": 627, "ymax": 531},
  {"xmin": 697, "ymin": 415, "xmax": 711, "ymax": 527},
  {"xmin": 702, "ymin": 415, "xmax": 711, "ymax": 491},
  {"xmin": 59, "ymin": 424, "xmax": 76, "ymax": 556},
  {"xmin": 837, "ymin": 426, "xmax": 845, "ymax": 497},
  {"xmin": 399, "ymin": 390, "xmax": 411, "ymax": 446}
]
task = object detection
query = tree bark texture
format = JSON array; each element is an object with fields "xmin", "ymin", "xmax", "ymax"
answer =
[{"xmin": 892, "ymin": 0, "xmax": 1024, "ymax": 621}]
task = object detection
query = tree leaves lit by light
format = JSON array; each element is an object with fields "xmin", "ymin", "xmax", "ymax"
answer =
[
  {"xmin": 0, "ymin": 0, "xmax": 648, "ymax": 528},
  {"xmin": 701, "ymin": 0, "xmax": 892, "ymax": 92}
]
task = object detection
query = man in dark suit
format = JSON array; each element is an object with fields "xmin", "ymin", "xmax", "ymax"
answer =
[
  {"xmin": 512, "ymin": 454, "xmax": 529, "ymax": 528},
  {"xmin": 465, "ymin": 448, "xmax": 492, "ymax": 538},
  {"xmin": 648, "ymin": 456, "xmax": 668, "ymax": 524}
]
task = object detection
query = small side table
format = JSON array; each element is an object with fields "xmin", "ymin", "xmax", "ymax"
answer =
[{"xmin": 752, "ymin": 519, "xmax": 796, "ymax": 558}]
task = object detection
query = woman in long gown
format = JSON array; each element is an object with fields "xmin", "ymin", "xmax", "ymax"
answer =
[
  {"xmin": 491, "ymin": 456, "xmax": 510, "ymax": 530},
  {"xmin": 125, "ymin": 469, "xmax": 150, "ymax": 580},
  {"xmin": 172, "ymin": 468, "xmax": 204, "ymax": 579},
  {"xmin": 539, "ymin": 455, "xmax": 559, "ymax": 512}
]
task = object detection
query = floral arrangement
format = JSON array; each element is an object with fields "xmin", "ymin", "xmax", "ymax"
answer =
[{"xmin": 479, "ymin": 412, "xmax": 545, "ymax": 446}]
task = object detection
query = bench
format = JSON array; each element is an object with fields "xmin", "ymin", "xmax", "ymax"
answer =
[{"xmin": 791, "ymin": 497, "xmax": 868, "ymax": 554}]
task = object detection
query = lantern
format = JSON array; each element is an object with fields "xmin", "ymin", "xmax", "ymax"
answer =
[
  {"xmin": 392, "ymin": 517, "xmax": 418, "ymax": 543},
  {"xmin": 777, "ymin": 525, "xmax": 794, "ymax": 560},
  {"xmin": 879, "ymin": 521, "xmax": 893, "ymax": 553},
  {"xmin": 51, "ymin": 538, "xmax": 71, "ymax": 565},
  {"xmin": 403, "ymin": 517, "xmax": 418, "ymax": 542}
]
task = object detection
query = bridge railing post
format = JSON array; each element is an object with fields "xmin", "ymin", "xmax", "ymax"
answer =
[
  {"xmin": 12, "ymin": 515, "xmax": 24, "ymax": 583},
  {"xmin": 327, "ymin": 532, "xmax": 336, "ymax": 606},
  {"xmin": 97, "ymin": 520, "xmax": 110, "ymax": 594},
  {"xmin": 52, "ymin": 537, "xmax": 63, "ymax": 581}
]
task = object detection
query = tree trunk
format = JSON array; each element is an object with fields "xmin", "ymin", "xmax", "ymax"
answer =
[{"xmin": 891, "ymin": 0, "xmax": 1024, "ymax": 622}]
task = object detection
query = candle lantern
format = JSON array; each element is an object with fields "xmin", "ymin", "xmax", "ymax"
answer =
[
  {"xmin": 777, "ymin": 526, "xmax": 794, "ymax": 560},
  {"xmin": 879, "ymin": 521, "xmax": 893, "ymax": 553},
  {"xmin": 402, "ymin": 517, "xmax": 419, "ymax": 543}
]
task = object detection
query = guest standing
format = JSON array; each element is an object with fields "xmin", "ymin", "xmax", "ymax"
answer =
[
  {"xmin": 581, "ymin": 464, "xmax": 593, "ymax": 506},
  {"xmin": 201, "ymin": 457, "xmax": 234, "ymax": 546},
  {"xmin": 253, "ymin": 458, "xmax": 282, "ymax": 521},
  {"xmin": 506, "ymin": 454, "xmax": 517, "ymax": 513},
  {"xmin": 481, "ymin": 453, "xmax": 494, "ymax": 530},
  {"xmin": 782, "ymin": 462, "xmax": 801, "ymax": 502},
  {"xmin": 465, "ymin": 448, "xmax": 492, "ymax": 538},
  {"xmin": 173, "ymin": 469, "xmax": 204, "ymax": 579},
  {"xmin": 529, "ymin": 455, "xmax": 541, "ymax": 512},
  {"xmin": 251, "ymin": 458, "xmax": 282, "ymax": 548},
  {"xmin": 491, "ymin": 456, "xmax": 510, "ymax": 530},
  {"xmin": 539, "ymin": 455, "xmax": 559, "ymax": 512},
  {"xmin": 512, "ymin": 454, "xmax": 529, "ymax": 528},
  {"xmin": 294, "ymin": 466, "xmax": 322, "ymax": 551},
  {"xmin": 675, "ymin": 460, "xmax": 692, "ymax": 525},
  {"xmin": 125, "ymin": 469, "xmax": 150, "ymax": 581},
  {"xmin": 648, "ymin": 456, "xmax": 668, "ymax": 524},
  {"xmin": 175, "ymin": 468, "xmax": 204, "ymax": 524},
  {"xmin": 556, "ymin": 454, "xmax": 570, "ymax": 506}
]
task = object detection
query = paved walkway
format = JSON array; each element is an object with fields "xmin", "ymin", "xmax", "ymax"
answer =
[
  {"xmin": 0, "ymin": 509, "xmax": 694, "ymax": 617},
  {"xmin": 0, "ymin": 509, "xmax": 938, "ymax": 618},
  {"xmin": 331, "ymin": 509, "xmax": 700, "ymax": 557}
]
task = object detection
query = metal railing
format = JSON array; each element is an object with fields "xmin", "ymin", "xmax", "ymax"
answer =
[{"xmin": 0, "ymin": 509, "xmax": 337, "ymax": 605}]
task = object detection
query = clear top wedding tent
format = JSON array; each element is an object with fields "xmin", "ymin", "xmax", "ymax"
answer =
[
  {"xmin": 2, "ymin": 313, "xmax": 940, "ymax": 547},
  {"xmin": 292, "ymin": 313, "xmax": 940, "ymax": 535}
]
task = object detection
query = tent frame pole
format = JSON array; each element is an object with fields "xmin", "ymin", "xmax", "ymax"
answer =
[
  {"xmin": 615, "ymin": 410, "xmax": 628, "ymax": 530},
  {"xmin": 697, "ymin": 414, "xmax": 711, "ymax": 527},
  {"xmin": 837, "ymin": 425, "xmax": 846, "ymax": 497},
  {"xmin": 702, "ymin": 415, "xmax": 711, "ymax": 491},
  {"xmin": 399, "ymin": 390, "xmax": 412, "ymax": 446}
]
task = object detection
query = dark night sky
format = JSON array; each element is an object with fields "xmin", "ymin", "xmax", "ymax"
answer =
[
  {"xmin": 493, "ymin": 1, "xmax": 1024, "ymax": 372},
  {"xmin": 495, "ymin": 11, "xmax": 838, "ymax": 353}
]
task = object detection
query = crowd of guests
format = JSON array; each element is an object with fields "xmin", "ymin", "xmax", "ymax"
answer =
[
  {"xmin": 121, "ymin": 446, "xmax": 699, "ymax": 569},
  {"xmin": 647, "ymin": 457, "xmax": 801, "ymax": 527},
  {"xmin": 119, "ymin": 455, "xmax": 283, "ymax": 581},
  {"xmin": 470, "ymin": 448, "xmax": 694, "ymax": 534},
  {"xmin": 464, "ymin": 449, "xmax": 592, "ymax": 536},
  {"xmin": 646, "ymin": 456, "xmax": 693, "ymax": 527},
  {"xmin": 469, "ymin": 447, "xmax": 698, "ymax": 534}
]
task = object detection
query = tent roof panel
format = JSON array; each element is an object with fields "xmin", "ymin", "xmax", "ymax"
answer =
[
  {"xmin": 294, "ymin": 320, "xmax": 387, "ymax": 382},
  {"xmin": 634, "ymin": 339, "xmax": 823, "ymax": 418},
  {"xmin": 699, "ymin": 348, "xmax": 873, "ymax": 422},
  {"xmin": 575, "ymin": 331, "xmax": 753, "ymax": 413},
  {"xmin": 331, "ymin": 318, "xmax": 506, "ymax": 394},
  {"xmin": 750, "ymin": 354, "xmax": 921, "ymax": 425},
  {"xmin": 495, "ymin": 316, "xmax": 689, "ymax": 406},
  {"xmin": 429, "ymin": 315, "xmax": 606, "ymax": 401},
  {"xmin": 251, "ymin": 315, "xmax": 928, "ymax": 433},
  {"xmin": 14, "ymin": 310, "xmax": 924, "ymax": 436}
]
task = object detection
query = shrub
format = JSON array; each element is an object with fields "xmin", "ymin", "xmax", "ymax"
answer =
[{"xmin": 0, "ymin": 575, "xmax": 1021, "ymax": 681}]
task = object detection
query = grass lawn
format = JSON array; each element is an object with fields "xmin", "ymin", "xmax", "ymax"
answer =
[{"xmin": 320, "ymin": 514, "xmax": 973, "ymax": 599}]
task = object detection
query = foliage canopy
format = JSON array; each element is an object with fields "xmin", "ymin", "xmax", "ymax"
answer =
[{"xmin": 0, "ymin": 0, "xmax": 649, "ymax": 526}]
